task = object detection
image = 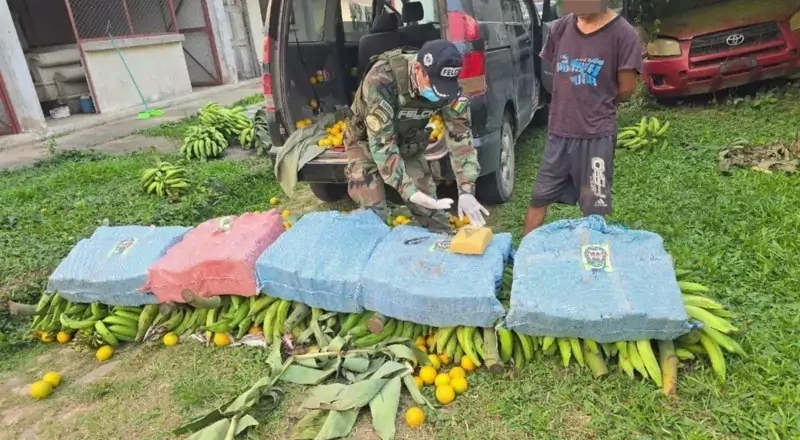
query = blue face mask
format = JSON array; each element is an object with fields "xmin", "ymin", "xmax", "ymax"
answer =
[{"xmin": 420, "ymin": 87, "xmax": 440, "ymax": 102}]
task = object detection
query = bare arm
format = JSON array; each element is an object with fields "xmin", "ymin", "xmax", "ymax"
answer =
[{"xmin": 616, "ymin": 69, "xmax": 638, "ymax": 103}]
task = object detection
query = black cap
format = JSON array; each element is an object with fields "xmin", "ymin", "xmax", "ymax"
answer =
[{"xmin": 417, "ymin": 40, "xmax": 463, "ymax": 100}]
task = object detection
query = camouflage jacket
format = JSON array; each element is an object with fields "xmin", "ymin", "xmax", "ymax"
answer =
[{"xmin": 348, "ymin": 51, "xmax": 480, "ymax": 200}]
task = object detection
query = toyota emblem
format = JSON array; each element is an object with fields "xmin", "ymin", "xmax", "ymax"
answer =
[{"xmin": 726, "ymin": 33, "xmax": 745, "ymax": 46}]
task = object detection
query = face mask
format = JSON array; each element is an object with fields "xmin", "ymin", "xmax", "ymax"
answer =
[{"xmin": 420, "ymin": 87, "xmax": 440, "ymax": 102}]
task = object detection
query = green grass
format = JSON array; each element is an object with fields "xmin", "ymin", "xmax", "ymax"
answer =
[
  {"xmin": 1, "ymin": 83, "xmax": 800, "ymax": 438},
  {"xmin": 139, "ymin": 117, "xmax": 200, "ymax": 140}
]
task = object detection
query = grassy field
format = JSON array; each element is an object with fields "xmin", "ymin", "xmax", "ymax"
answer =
[{"xmin": 1, "ymin": 83, "xmax": 800, "ymax": 439}]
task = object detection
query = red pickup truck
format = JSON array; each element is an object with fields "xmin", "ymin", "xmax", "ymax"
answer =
[{"xmin": 644, "ymin": 0, "xmax": 800, "ymax": 98}]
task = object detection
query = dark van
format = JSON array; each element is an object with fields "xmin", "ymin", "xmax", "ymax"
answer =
[{"xmin": 262, "ymin": 0, "xmax": 548, "ymax": 204}]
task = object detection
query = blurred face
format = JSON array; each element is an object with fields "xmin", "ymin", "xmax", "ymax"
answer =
[
  {"xmin": 562, "ymin": 0, "xmax": 608, "ymax": 18},
  {"xmin": 412, "ymin": 62, "xmax": 432, "ymax": 91}
]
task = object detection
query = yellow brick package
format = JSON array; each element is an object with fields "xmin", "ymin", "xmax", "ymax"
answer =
[{"xmin": 450, "ymin": 227, "xmax": 494, "ymax": 255}]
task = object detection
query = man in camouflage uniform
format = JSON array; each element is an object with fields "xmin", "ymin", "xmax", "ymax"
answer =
[{"xmin": 344, "ymin": 40, "xmax": 488, "ymax": 232}]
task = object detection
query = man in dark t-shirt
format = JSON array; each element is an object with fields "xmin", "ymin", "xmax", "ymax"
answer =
[{"xmin": 523, "ymin": 0, "xmax": 642, "ymax": 236}]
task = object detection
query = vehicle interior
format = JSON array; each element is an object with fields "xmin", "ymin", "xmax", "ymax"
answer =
[{"xmin": 273, "ymin": 0, "xmax": 443, "ymax": 138}]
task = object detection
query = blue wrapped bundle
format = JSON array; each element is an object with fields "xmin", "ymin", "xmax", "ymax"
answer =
[
  {"xmin": 504, "ymin": 216, "xmax": 691, "ymax": 343},
  {"xmin": 47, "ymin": 225, "xmax": 191, "ymax": 305},
  {"xmin": 359, "ymin": 226, "xmax": 512, "ymax": 327},
  {"xmin": 255, "ymin": 210, "xmax": 390, "ymax": 313}
]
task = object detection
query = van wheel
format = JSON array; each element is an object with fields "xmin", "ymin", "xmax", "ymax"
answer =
[
  {"xmin": 310, "ymin": 183, "xmax": 349, "ymax": 202},
  {"xmin": 476, "ymin": 117, "xmax": 515, "ymax": 204}
]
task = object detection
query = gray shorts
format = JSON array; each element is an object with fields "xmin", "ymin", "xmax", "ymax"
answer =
[{"xmin": 530, "ymin": 134, "xmax": 615, "ymax": 215}]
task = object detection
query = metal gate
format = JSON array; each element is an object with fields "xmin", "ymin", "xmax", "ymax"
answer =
[
  {"xmin": 175, "ymin": 0, "xmax": 223, "ymax": 85},
  {"xmin": 223, "ymin": 0, "xmax": 258, "ymax": 80},
  {"xmin": 0, "ymin": 73, "xmax": 20, "ymax": 136}
]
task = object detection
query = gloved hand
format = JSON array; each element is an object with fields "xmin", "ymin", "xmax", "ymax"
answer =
[
  {"xmin": 409, "ymin": 192, "xmax": 454, "ymax": 211},
  {"xmin": 458, "ymin": 193, "xmax": 489, "ymax": 227}
]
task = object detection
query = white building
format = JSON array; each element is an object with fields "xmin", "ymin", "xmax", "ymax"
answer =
[{"xmin": 0, "ymin": 0, "xmax": 265, "ymax": 136}]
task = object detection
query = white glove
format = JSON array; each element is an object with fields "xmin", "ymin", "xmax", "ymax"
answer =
[
  {"xmin": 409, "ymin": 192, "xmax": 454, "ymax": 211},
  {"xmin": 458, "ymin": 193, "xmax": 489, "ymax": 227}
]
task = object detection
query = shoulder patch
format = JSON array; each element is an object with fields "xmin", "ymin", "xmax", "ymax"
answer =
[
  {"xmin": 365, "ymin": 114, "xmax": 383, "ymax": 133},
  {"xmin": 450, "ymin": 96, "xmax": 470, "ymax": 114},
  {"xmin": 377, "ymin": 99, "xmax": 395, "ymax": 118}
]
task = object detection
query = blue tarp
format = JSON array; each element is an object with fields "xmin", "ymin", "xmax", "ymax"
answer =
[
  {"xmin": 504, "ymin": 216, "xmax": 691, "ymax": 342},
  {"xmin": 255, "ymin": 210, "xmax": 390, "ymax": 313},
  {"xmin": 359, "ymin": 226, "xmax": 512, "ymax": 327},
  {"xmin": 47, "ymin": 225, "xmax": 190, "ymax": 305}
]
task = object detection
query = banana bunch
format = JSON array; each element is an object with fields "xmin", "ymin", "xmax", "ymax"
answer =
[
  {"xmin": 140, "ymin": 161, "xmax": 189, "ymax": 198},
  {"xmin": 617, "ymin": 116, "xmax": 670, "ymax": 152},
  {"xmin": 239, "ymin": 123, "xmax": 256, "ymax": 149},
  {"xmin": 674, "ymin": 280, "xmax": 743, "ymax": 383},
  {"xmin": 180, "ymin": 125, "xmax": 228, "ymax": 160},
  {"xmin": 198, "ymin": 103, "xmax": 252, "ymax": 138},
  {"xmin": 93, "ymin": 306, "xmax": 142, "ymax": 346},
  {"xmin": 30, "ymin": 293, "xmax": 71, "ymax": 339}
]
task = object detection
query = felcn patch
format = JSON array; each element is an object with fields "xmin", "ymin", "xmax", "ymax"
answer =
[
  {"xmin": 450, "ymin": 96, "xmax": 469, "ymax": 114},
  {"xmin": 365, "ymin": 114, "xmax": 383, "ymax": 133}
]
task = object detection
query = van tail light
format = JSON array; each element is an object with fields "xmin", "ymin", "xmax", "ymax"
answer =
[
  {"xmin": 262, "ymin": 36, "xmax": 276, "ymax": 111},
  {"xmin": 446, "ymin": 12, "xmax": 486, "ymax": 97}
]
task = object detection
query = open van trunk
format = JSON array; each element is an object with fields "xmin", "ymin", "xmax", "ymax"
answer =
[{"xmin": 265, "ymin": 0, "xmax": 445, "ymax": 187}]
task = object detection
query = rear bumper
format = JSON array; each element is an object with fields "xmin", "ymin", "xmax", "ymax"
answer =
[
  {"xmin": 644, "ymin": 24, "xmax": 800, "ymax": 98},
  {"xmin": 269, "ymin": 129, "xmax": 502, "ymax": 184}
]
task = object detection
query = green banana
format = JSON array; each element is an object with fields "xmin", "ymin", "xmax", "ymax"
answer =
[
  {"xmin": 261, "ymin": 301, "xmax": 280, "ymax": 338},
  {"xmin": 698, "ymin": 332, "xmax": 726, "ymax": 381},
  {"xmin": 436, "ymin": 327, "xmax": 456, "ymax": 353},
  {"xmin": 247, "ymin": 295, "xmax": 276, "ymax": 319},
  {"xmin": 513, "ymin": 342, "xmax": 526, "ymax": 371},
  {"xmin": 136, "ymin": 304, "xmax": 159, "ymax": 341},
  {"xmin": 515, "ymin": 331, "xmax": 533, "ymax": 362},
  {"xmin": 636, "ymin": 340, "xmax": 662, "ymax": 386},
  {"xmin": 678, "ymin": 281, "xmax": 710, "ymax": 293},
  {"xmin": 557, "ymin": 338, "xmax": 572, "ymax": 367},
  {"xmin": 354, "ymin": 319, "xmax": 397, "ymax": 347},
  {"xmin": 627, "ymin": 341, "xmax": 648, "ymax": 378},
  {"xmin": 162, "ymin": 309, "xmax": 185, "ymax": 332},
  {"xmin": 60, "ymin": 314, "xmax": 98, "ymax": 330},
  {"xmin": 94, "ymin": 321, "xmax": 119, "ymax": 346},
  {"xmin": 497, "ymin": 328, "xmax": 514, "ymax": 362},
  {"xmin": 339, "ymin": 313, "xmax": 362, "ymax": 336},
  {"xmin": 272, "ymin": 300, "xmax": 291, "ymax": 339},
  {"xmin": 108, "ymin": 324, "xmax": 137, "ymax": 339},
  {"xmin": 103, "ymin": 315, "xmax": 138, "ymax": 328},
  {"xmin": 685, "ymin": 305, "xmax": 738, "ymax": 333},
  {"xmin": 569, "ymin": 338, "xmax": 585, "ymax": 367},
  {"xmin": 458, "ymin": 327, "xmax": 482, "ymax": 367},
  {"xmin": 701, "ymin": 327, "xmax": 744, "ymax": 355},
  {"xmin": 681, "ymin": 294, "xmax": 723, "ymax": 310}
]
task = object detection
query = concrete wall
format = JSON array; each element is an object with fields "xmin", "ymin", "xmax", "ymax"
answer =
[
  {"xmin": 82, "ymin": 34, "xmax": 192, "ymax": 113},
  {"xmin": 245, "ymin": 0, "xmax": 264, "ymax": 65},
  {"xmin": 208, "ymin": 0, "xmax": 239, "ymax": 84},
  {"xmin": 0, "ymin": 0, "xmax": 46, "ymax": 132}
]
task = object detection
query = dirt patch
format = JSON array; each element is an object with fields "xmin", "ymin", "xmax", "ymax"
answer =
[
  {"xmin": 0, "ymin": 404, "xmax": 37, "ymax": 426},
  {"xmin": 719, "ymin": 136, "xmax": 800, "ymax": 174},
  {"xmin": 58, "ymin": 403, "xmax": 97, "ymax": 422},
  {"xmin": 76, "ymin": 361, "xmax": 120, "ymax": 386},
  {"xmin": 561, "ymin": 409, "xmax": 594, "ymax": 440}
]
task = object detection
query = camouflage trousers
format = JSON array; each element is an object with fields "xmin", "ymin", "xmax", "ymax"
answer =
[{"xmin": 344, "ymin": 140, "xmax": 451, "ymax": 233}]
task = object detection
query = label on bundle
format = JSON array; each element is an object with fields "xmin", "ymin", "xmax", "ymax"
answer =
[
  {"xmin": 109, "ymin": 238, "xmax": 137, "ymax": 256},
  {"xmin": 582, "ymin": 244, "xmax": 612, "ymax": 272}
]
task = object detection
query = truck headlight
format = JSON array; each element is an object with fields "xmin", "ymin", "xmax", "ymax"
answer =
[
  {"xmin": 647, "ymin": 38, "xmax": 682, "ymax": 57},
  {"xmin": 790, "ymin": 9, "xmax": 800, "ymax": 31}
]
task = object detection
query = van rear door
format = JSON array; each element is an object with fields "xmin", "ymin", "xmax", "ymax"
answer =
[{"xmin": 270, "ymin": 0, "xmax": 356, "ymax": 146}]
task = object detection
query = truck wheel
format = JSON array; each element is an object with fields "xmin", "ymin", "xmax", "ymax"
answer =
[
  {"xmin": 476, "ymin": 116, "xmax": 515, "ymax": 204},
  {"xmin": 309, "ymin": 183, "xmax": 349, "ymax": 202}
]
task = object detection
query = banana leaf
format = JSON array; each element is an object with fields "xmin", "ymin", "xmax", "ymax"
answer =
[{"xmin": 369, "ymin": 376, "xmax": 402, "ymax": 440}]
